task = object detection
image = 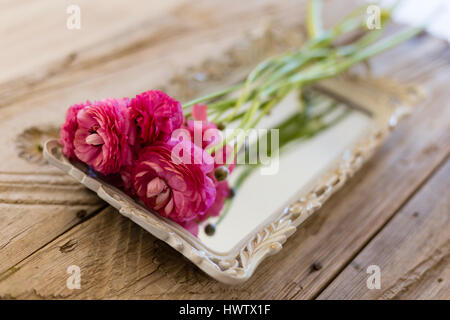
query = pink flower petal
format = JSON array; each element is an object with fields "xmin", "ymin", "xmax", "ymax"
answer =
[
  {"xmin": 164, "ymin": 198, "xmax": 174, "ymax": 216},
  {"xmin": 85, "ymin": 133, "xmax": 104, "ymax": 146},
  {"xmin": 142, "ymin": 161, "xmax": 163, "ymax": 173},
  {"xmin": 154, "ymin": 188, "xmax": 170, "ymax": 210},
  {"xmin": 192, "ymin": 104, "xmax": 208, "ymax": 121},
  {"xmin": 173, "ymin": 191, "xmax": 185, "ymax": 213},
  {"xmin": 169, "ymin": 174, "xmax": 187, "ymax": 192},
  {"xmin": 146, "ymin": 177, "xmax": 166, "ymax": 198}
]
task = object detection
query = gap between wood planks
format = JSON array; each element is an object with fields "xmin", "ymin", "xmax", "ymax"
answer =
[
  {"xmin": 311, "ymin": 153, "xmax": 450, "ymax": 299},
  {"xmin": 318, "ymin": 155, "xmax": 450, "ymax": 299}
]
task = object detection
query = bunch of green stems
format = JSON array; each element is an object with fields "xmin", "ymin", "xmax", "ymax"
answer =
[
  {"xmin": 182, "ymin": 0, "xmax": 423, "ymax": 167},
  {"xmin": 214, "ymin": 91, "xmax": 348, "ymax": 227}
]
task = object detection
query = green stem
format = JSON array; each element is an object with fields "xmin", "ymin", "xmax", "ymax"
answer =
[
  {"xmin": 182, "ymin": 82, "xmax": 243, "ymax": 109},
  {"xmin": 307, "ymin": 0, "xmax": 324, "ymax": 38}
]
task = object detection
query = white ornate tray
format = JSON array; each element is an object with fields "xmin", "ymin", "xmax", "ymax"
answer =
[{"xmin": 43, "ymin": 76, "xmax": 420, "ymax": 284}]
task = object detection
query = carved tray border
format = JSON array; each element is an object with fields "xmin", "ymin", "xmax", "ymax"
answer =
[{"xmin": 43, "ymin": 75, "xmax": 421, "ymax": 284}]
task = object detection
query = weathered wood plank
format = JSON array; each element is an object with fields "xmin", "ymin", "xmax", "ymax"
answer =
[
  {"xmin": 0, "ymin": 31, "xmax": 449, "ymax": 298},
  {"xmin": 318, "ymin": 159, "xmax": 450, "ymax": 300},
  {"xmin": 0, "ymin": 0, "xmax": 184, "ymax": 83},
  {"xmin": 0, "ymin": 0, "xmax": 306, "ymax": 109},
  {"xmin": 0, "ymin": 203, "xmax": 102, "ymax": 275}
]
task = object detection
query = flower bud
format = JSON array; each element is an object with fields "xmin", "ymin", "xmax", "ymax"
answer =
[
  {"xmin": 217, "ymin": 122, "xmax": 226, "ymax": 130},
  {"xmin": 204, "ymin": 224, "xmax": 216, "ymax": 236},
  {"xmin": 214, "ymin": 166, "xmax": 229, "ymax": 181}
]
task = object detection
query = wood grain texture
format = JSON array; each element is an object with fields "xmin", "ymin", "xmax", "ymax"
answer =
[
  {"xmin": 0, "ymin": 0, "xmax": 183, "ymax": 83},
  {"xmin": 0, "ymin": 0, "xmax": 449, "ymax": 299},
  {"xmin": 0, "ymin": 0, "xmax": 306, "ymax": 110},
  {"xmin": 318, "ymin": 159, "xmax": 450, "ymax": 300}
]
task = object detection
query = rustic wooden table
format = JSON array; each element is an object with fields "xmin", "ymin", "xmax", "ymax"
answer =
[{"xmin": 0, "ymin": 0, "xmax": 448, "ymax": 299}]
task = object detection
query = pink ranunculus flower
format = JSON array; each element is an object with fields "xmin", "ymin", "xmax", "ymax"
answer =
[
  {"xmin": 60, "ymin": 101, "xmax": 90, "ymax": 160},
  {"xmin": 73, "ymin": 98, "xmax": 135, "ymax": 175},
  {"xmin": 129, "ymin": 90, "xmax": 183, "ymax": 147},
  {"xmin": 132, "ymin": 140, "xmax": 216, "ymax": 223}
]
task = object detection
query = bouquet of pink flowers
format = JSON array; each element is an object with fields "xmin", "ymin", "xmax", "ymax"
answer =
[
  {"xmin": 60, "ymin": 91, "xmax": 234, "ymax": 236},
  {"xmin": 59, "ymin": 1, "xmax": 422, "ymax": 236}
]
